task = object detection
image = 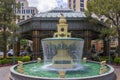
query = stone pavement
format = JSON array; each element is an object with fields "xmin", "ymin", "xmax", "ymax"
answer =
[
  {"xmin": 0, "ymin": 65, "xmax": 119, "ymax": 80},
  {"xmin": 0, "ymin": 66, "xmax": 11, "ymax": 80},
  {"xmin": 112, "ymin": 65, "xmax": 120, "ymax": 80}
]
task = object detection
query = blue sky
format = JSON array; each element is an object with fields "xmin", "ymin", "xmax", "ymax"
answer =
[{"xmin": 28, "ymin": 0, "xmax": 67, "ymax": 12}]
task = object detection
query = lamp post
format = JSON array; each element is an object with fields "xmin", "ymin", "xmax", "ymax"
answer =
[
  {"xmin": 8, "ymin": 32, "xmax": 18, "ymax": 64},
  {"xmin": 108, "ymin": 38, "xmax": 111, "ymax": 64},
  {"xmin": 105, "ymin": 36, "xmax": 112, "ymax": 64}
]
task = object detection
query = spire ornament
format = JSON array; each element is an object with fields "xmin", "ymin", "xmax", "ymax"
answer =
[{"xmin": 54, "ymin": 13, "xmax": 71, "ymax": 38}]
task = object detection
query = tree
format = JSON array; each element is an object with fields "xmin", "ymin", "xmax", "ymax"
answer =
[
  {"xmin": 20, "ymin": 39, "xmax": 29, "ymax": 49},
  {"xmin": 87, "ymin": 0, "xmax": 120, "ymax": 55},
  {"xmin": 100, "ymin": 26, "xmax": 117, "ymax": 56},
  {"xmin": 0, "ymin": 0, "xmax": 19, "ymax": 58}
]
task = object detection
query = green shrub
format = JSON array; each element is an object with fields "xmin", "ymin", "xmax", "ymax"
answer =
[
  {"xmin": 100, "ymin": 56, "xmax": 108, "ymax": 62},
  {"xmin": 114, "ymin": 57, "xmax": 120, "ymax": 64},
  {"xmin": 0, "ymin": 57, "xmax": 23, "ymax": 65},
  {"xmin": 0, "ymin": 59, "xmax": 12, "ymax": 65},
  {"xmin": 15, "ymin": 58, "xmax": 23, "ymax": 62},
  {"xmin": 22, "ymin": 56, "xmax": 30, "ymax": 62}
]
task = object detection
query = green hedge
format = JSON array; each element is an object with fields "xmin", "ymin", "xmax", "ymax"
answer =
[
  {"xmin": 100, "ymin": 56, "xmax": 108, "ymax": 62},
  {"xmin": 0, "ymin": 59, "xmax": 12, "ymax": 65},
  {"xmin": 0, "ymin": 56, "xmax": 30, "ymax": 65},
  {"xmin": 22, "ymin": 56, "xmax": 30, "ymax": 62},
  {"xmin": 114, "ymin": 57, "xmax": 120, "ymax": 64}
]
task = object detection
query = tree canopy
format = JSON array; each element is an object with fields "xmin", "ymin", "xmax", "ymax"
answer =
[
  {"xmin": 87, "ymin": 0, "xmax": 120, "ymax": 55},
  {"xmin": 87, "ymin": 0, "xmax": 120, "ymax": 26},
  {"xmin": 0, "ymin": 0, "xmax": 19, "ymax": 58}
]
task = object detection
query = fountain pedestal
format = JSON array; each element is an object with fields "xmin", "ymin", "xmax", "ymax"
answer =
[{"xmin": 52, "ymin": 49, "xmax": 73, "ymax": 69}]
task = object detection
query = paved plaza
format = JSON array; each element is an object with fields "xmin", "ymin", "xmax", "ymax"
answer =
[
  {"xmin": 0, "ymin": 65, "xmax": 119, "ymax": 80},
  {"xmin": 0, "ymin": 66, "xmax": 11, "ymax": 80}
]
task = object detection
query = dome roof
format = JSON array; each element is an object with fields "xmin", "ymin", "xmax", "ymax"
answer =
[{"xmin": 34, "ymin": 7, "xmax": 86, "ymax": 18}]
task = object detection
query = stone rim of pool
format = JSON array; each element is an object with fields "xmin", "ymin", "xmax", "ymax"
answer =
[{"xmin": 10, "ymin": 61, "xmax": 116, "ymax": 80}]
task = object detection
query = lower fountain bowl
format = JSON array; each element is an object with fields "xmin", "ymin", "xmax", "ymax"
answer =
[{"xmin": 10, "ymin": 61, "xmax": 116, "ymax": 80}]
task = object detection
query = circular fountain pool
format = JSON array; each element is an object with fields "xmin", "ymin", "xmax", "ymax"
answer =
[{"xmin": 10, "ymin": 61, "xmax": 116, "ymax": 80}]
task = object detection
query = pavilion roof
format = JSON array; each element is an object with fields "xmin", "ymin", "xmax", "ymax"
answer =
[{"xmin": 34, "ymin": 7, "xmax": 86, "ymax": 18}]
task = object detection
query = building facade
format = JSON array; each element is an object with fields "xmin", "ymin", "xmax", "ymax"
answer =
[
  {"xmin": 56, "ymin": 0, "xmax": 67, "ymax": 8},
  {"xmin": 68, "ymin": 0, "xmax": 88, "ymax": 12},
  {"xmin": 16, "ymin": 0, "xmax": 38, "ymax": 23}
]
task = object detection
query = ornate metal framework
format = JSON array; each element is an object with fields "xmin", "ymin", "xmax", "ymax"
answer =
[{"xmin": 18, "ymin": 8, "xmax": 106, "ymax": 59}]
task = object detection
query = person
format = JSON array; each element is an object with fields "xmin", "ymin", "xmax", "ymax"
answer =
[
  {"xmin": 90, "ymin": 44, "xmax": 100, "ymax": 61},
  {"xmin": 91, "ymin": 44, "xmax": 96, "ymax": 54}
]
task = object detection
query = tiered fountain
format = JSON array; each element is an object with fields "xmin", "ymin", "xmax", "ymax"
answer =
[{"xmin": 10, "ymin": 14, "xmax": 116, "ymax": 80}]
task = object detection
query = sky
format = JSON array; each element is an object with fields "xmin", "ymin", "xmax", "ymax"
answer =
[{"xmin": 28, "ymin": 0, "xmax": 68, "ymax": 12}]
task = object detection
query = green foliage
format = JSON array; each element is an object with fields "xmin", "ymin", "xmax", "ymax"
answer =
[
  {"xmin": 0, "ymin": 57, "xmax": 23, "ymax": 65},
  {"xmin": 16, "ymin": 1, "xmax": 21, "ymax": 10},
  {"xmin": 20, "ymin": 39, "xmax": 29, "ymax": 47},
  {"xmin": 100, "ymin": 56, "xmax": 108, "ymax": 62},
  {"xmin": 22, "ymin": 56, "xmax": 30, "ymax": 62},
  {"xmin": 114, "ymin": 57, "xmax": 120, "ymax": 64},
  {"xmin": 100, "ymin": 26, "xmax": 117, "ymax": 38},
  {"xmin": 0, "ymin": 0, "xmax": 20, "ymax": 58},
  {"xmin": 87, "ymin": 0, "xmax": 120, "ymax": 34},
  {"xmin": 0, "ymin": 31, "xmax": 11, "ymax": 51},
  {"xmin": 87, "ymin": 0, "xmax": 120, "ymax": 55},
  {"xmin": 0, "ymin": 56, "xmax": 31, "ymax": 65},
  {"xmin": 87, "ymin": 0, "xmax": 120, "ymax": 19},
  {"xmin": 0, "ymin": 59, "xmax": 12, "ymax": 65}
]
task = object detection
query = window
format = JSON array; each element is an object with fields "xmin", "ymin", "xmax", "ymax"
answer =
[
  {"xmin": 69, "ymin": 3, "xmax": 71, "ymax": 8},
  {"xmin": 22, "ymin": 10, "xmax": 24, "ymax": 14},
  {"xmin": 22, "ymin": 16, "xmax": 25, "ymax": 20},
  {"xmin": 26, "ymin": 10, "xmax": 30, "ymax": 14},
  {"xmin": 31, "ymin": 10, "xmax": 33, "ymax": 14},
  {"xmin": 27, "ymin": 15, "xmax": 29, "ymax": 18},
  {"xmin": 69, "ymin": 0, "xmax": 71, "ymax": 8},
  {"xmin": 21, "ymin": 3, "xmax": 24, "ymax": 6},
  {"xmin": 73, "ymin": 4, "xmax": 76, "ymax": 8},
  {"xmin": 31, "ymin": 10, "xmax": 35, "ymax": 14},
  {"xmin": 80, "ymin": 0, "xmax": 84, "ymax": 2},
  {"xmin": 24, "ymin": 10, "xmax": 25, "ymax": 14},
  {"xmin": 73, "ymin": 0, "xmax": 76, "ymax": 3},
  {"xmin": 33, "ymin": 10, "xmax": 34, "ymax": 14},
  {"xmin": 80, "ymin": 3, "xmax": 84, "ymax": 7},
  {"xmin": 80, "ymin": 8, "xmax": 84, "ymax": 12},
  {"xmin": 73, "ymin": 0, "xmax": 76, "ymax": 9}
]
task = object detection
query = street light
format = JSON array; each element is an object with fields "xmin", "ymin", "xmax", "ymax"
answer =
[
  {"xmin": 105, "ymin": 36, "xmax": 113, "ymax": 64},
  {"xmin": 8, "ymin": 32, "xmax": 18, "ymax": 64}
]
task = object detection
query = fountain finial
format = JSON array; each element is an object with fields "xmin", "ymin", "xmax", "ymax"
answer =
[
  {"xmin": 59, "ymin": 13, "xmax": 67, "ymax": 24},
  {"xmin": 54, "ymin": 13, "xmax": 71, "ymax": 38}
]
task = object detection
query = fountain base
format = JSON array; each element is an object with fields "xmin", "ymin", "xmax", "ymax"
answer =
[{"xmin": 10, "ymin": 61, "xmax": 116, "ymax": 80}]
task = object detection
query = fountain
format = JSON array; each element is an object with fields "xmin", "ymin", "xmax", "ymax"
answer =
[{"xmin": 10, "ymin": 14, "xmax": 116, "ymax": 80}]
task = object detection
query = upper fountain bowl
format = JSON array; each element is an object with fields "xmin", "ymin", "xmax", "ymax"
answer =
[{"xmin": 41, "ymin": 37, "xmax": 84, "ymax": 69}]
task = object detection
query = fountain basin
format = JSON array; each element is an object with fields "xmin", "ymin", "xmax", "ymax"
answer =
[
  {"xmin": 41, "ymin": 38, "xmax": 84, "ymax": 69},
  {"xmin": 10, "ymin": 61, "xmax": 116, "ymax": 80}
]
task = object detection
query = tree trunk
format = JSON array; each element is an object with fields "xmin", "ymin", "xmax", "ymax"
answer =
[
  {"xmin": 3, "ymin": 27, "xmax": 7, "ymax": 58},
  {"xmin": 103, "ymin": 37, "xmax": 110, "ymax": 56}
]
